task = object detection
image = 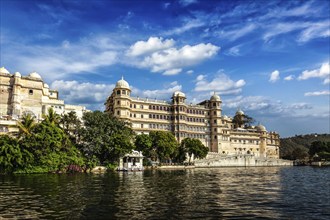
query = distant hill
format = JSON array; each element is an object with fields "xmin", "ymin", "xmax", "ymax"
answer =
[{"xmin": 280, "ymin": 133, "xmax": 330, "ymax": 159}]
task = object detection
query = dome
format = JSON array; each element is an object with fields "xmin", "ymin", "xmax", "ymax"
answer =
[
  {"xmin": 210, "ymin": 92, "xmax": 221, "ymax": 101},
  {"xmin": 0, "ymin": 67, "xmax": 10, "ymax": 74},
  {"xmin": 173, "ymin": 91, "xmax": 186, "ymax": 97},
  {"xmin": 256, "ymin": 124, "xmax": 267, "ymax": 132},
  {"xmin": 222, "ymin": 115, "xmax": 228, "ymax": 119},
  {"xmin": 115, "ymin": 76, "xmax": 129, "ymax": 89},
  {"xmin": 28, "ymin": 71, "xmax": 42, "ymax": 79},
  {"xmin": 14, "ymin": 72, "xmax": 21, "ymax": 77},
  {"xmin": 236, "ymin": 109, "xmax": 244, "ymax": 115},
  {"xmin": 44, "ymin": 83, "xmax": 49, "ymax": 89}
]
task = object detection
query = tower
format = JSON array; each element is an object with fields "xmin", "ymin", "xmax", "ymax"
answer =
[
  {"xmin": 209, "ymin": 92, "xmax": 222, "ymax": 152},
  {"xmin": 172, "ymin": 91, "xmax": 186, "ymax": 142},
  {"xmin": 112, "ymin": 77, "xmax": 131, "ymax": 121},
  {"xmin": 257, "ymin": 124, "xmax": 267, "ymax": 158},
  {"xmin": 11, "ymin": 72, "xmax": 22, "ymax": 116}
]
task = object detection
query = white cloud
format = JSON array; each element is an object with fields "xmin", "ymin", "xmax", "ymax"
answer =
[
  {"xmin": 225, "ymin": 45, "xmax": 241, "ymax": 56},
  {"xmin": 298, "ymin": 62, "xmax": 330, "ymax": 84},
  {"xmin": 3, "ymin": 36, "xmax": 120, "ymax": 81},
  {"xmin": 194, "ymin": 73, "xmax": 246, "ymax": 94},
  {"xmin": 139, "ymin": 42, "xmax": 219, "ymax": 75},
  {"xmin": 131, "ymin": 81, "xmax": 182, "ymax": 100},
  {"xmin": 50, "ymin": 80, "xmax": 115, "ymax": 110},
  {"xmin": 163, "ymin": 68, "xmax": 182, "ymax": 75},
  {"xmin": 179, "ymin": 0, "xmax": 198, "ymax": 7},
  {"xmin": 269, "ymin": 70, "xmax": 280, "ymax": 83},
  {"xmin": 297, "ymin": 21, "xmax": 330, "ymax": 43},
  {"xmin": 186, "ymin": 70, "xmax": 194, "ymax": 74},
  {"xmin": 165, "ymin": 19, "xmax": 205, "ymax": 35},
  {"xmin": 304, "ymin": 90, "xmax": 330, "ymax": 96},
  {"xmin": 220, "ymin": 23, "xmax": 257, "ymax": 41},
  {"xmin": 284, "ymin": 75, "xmax": 294, "ymax": 81},
  {"xmin": 127, "ymin": 37, "xmax": 175, "ymax": 56}
]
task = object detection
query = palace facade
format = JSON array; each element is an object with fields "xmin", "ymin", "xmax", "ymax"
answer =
[
  {"xmin": 105, "ymin": 78, "xmax": 280, "ymax": 159},
  {"xmin": 0, "ymin": 67, "xmax": 87, "ymax": 133}
]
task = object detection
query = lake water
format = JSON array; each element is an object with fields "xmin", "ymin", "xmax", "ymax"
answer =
[{"xmin": 0, "ymin": 166, "xmax": 329, "ymax": 219}]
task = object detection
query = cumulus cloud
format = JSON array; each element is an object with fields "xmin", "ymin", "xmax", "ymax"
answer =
[
  {"xmin": 127, "ymin": 37, "xmax": 175, "ymax": 56},
  {"xmin": 284, "ymin": 75, "xmax": 294, "ymax": 81},
  {"xmin": 269, "ymin": 70, "xmax": 280, "ymax": 83},
  {"xmin": 194, "ymin": 73, "xmax": 245, "ymax": 94},
  {"xmin": 51, "ymin": 80, "xmax": 114, "ymax": 110},
  {"xmin": 298, "ymin": 62, "xmax": 330, "ymax": 84},
  {"xmin": 131, "ymin": 81, "xmax": 182, "ymax": 100},
  {"xmin": 138, "ymin": 42, "xmax": 219, "ymax": 75},
  {"xmin": 304, "ymin": 90, "xmax": 330, "ymax": 96}
]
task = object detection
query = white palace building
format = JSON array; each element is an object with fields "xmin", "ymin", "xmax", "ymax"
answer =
[
  {"xmin": 105, "ymin": 77, "xmax": 281, "ymax": 159},
  {"xmin": 0, "ymin": 67, "xmax": 87, "ymax": 133}
]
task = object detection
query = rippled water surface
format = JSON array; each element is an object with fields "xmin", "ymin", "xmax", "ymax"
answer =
[{"xmin": 0, "ymin": 166, "xmax": 329, "ymax": 219}]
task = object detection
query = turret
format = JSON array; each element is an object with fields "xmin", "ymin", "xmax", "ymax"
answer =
[
  {"xmin": 171, "ymin": 91, "xmax": 186, "ymax": 141},
  {"xmin": 209, "ymin": 92, "xmax": 222, "ymax": 152},
  {"xmin": 257, "ymin": 124, "xmax": 267, "ymax": 158},
  {"xmin": 112, "ymin": 77, "xmax": 131, "ymax": 119},
  {"xmin": 11, "ymin": 72, "xmax": 22, "ymax": 116}
]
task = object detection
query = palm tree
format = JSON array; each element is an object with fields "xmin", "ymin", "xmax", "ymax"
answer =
[
  {"xmin": 17, "ymin": 113, "xmax": 36, "ymax": 138},
  {"xmin": 43, "ymin": 107, "xmax": 61, "ymax": 125}
]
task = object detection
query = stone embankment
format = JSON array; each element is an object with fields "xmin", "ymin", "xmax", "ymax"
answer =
[{"xmin": 194, "ymin": 152, "xmax": 293, "ymax": 167}]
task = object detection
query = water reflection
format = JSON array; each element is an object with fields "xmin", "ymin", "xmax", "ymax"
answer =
[{"xmin": 0, "ymin": 167, "xmax": 329, "ymax": 219}]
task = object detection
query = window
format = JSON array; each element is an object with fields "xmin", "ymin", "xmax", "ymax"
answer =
[
  {"xmin": 214, "ymin": 119, "xmax": 217, "ymax": 124},
  {"xmin": 29, "ymin": 89, "xmax": 33, "ymax": 95},
  {"xmin": 141, "ymin": 114, "xmax": 144, "ymax": 118},
  {"xmin": 141, "ymin": 124, "xmax": 144, "ymax": 128},
  {"xmin": 117, "ymin": 111, "xmax": 120, "ymax": 115},
  {"xmin": 117, "ymin": 101, "xmax": 120, "ymax": 105},
  {"xmin": 214, "ymin": 111, "xmax": 216, "ymax": 115},
  {"xmin": 140, "ymin": 105, "xmax": 143, "ymax": 109},
  {"xmin": 117, "ymin": 90, "xmax": 120, "ymax": 95},
  {"xmin": 213, "ymin": 103, "xmax": 216, "ymax": 107},
  {"xmin": 122, "ymin": 90, "xmax": 126, "ymax": 95}
]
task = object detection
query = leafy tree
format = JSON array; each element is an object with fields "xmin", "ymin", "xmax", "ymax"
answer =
[
  {"xmin": 0, "ymin": 135, "xmax": 33, "ymax": 174},
  {"xmin": 309, "ymin": 141, "xmax": 329, "ymax": 156},
  {"xmin": 78, "ymin": 111, "xmax": 135, "ymax": 165},
  {"xmin": 60, "ymin": 111, "xmax": 81, "ymax": 143},
  {"xmin": 180, "ymin": 138, "xmax": 209, "ymax": 163},
  {"xmin": 43, "ymin": 107, "xmax": 61, "ymax": 126},
  {"xmin": 135, "ymin": 133, "xmax": 153, "ymax": 158},
  {"xmin": 20, "ymin": 120, "xmax": 83, "ymax": 172},
  {"xmin": 17, "ymin": 113, "xmax": 36, "ymax": 138},
  {"xmin": 232, "ymin": 114, "xmax": 255, "ymax": 128},
  {"xmin": 149, "ymin": 131, "xmax": 178, "ymax": 162}
]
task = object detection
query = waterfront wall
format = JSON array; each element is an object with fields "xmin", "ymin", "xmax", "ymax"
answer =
[{"xmin": 195, "ymin": 153, "xmax": 293, "ymax": 167}]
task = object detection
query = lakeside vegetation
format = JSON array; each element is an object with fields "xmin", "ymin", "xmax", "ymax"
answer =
[
  {"xmin": 280, "ymin": 134, "xmax": 330, "ymax": 161},
  {"xmin": 0, "ymin": 109, "xmax": 208, "ymax": 174}
]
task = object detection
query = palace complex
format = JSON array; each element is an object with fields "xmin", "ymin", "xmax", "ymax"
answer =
[
  {"xmin": 105, "ymin": 77, "xmax": 280, "ymax": 159},
  {"xmin": 0, "ymin": 67, "xmax": 87, "ymax": 133}
]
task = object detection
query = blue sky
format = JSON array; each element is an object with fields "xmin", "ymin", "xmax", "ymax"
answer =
[{"xmin": 1, "ymin": 0, "xmax": 329, "ymax": 137}]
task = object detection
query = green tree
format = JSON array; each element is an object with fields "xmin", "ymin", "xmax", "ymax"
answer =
[
  {"xmin": 180, "ymin": 138, "xmax": 209, "ymax": 163},
  {"xmin": 0, "ymin": 135, "xmax": 33, "ymax": 174},
  {"xmin": 79, "ymin": 111, "xmax": 135, "ymax": 165},
  {"xmin": 149, "ymin": 131, "xmax": 178, "ymax": 162},
  {"xmin": 135, "ymin": 133, "xmax": 153, "ymax": 158},
  {"xmin": 43, "ymin": 107, "xmax": 61, "ymax": 126},
  {"xmin": 232, "ymin": 114, "xmax": 255, "ymax": 128},
  {"xmin": 21, "ymin": 120, "xmax": 84, "ymax": 172},
  {"xmin": 60, "ymin": 111, "xmax": 81, "ymax": 143},
  {"xmin": 17, "ymin": 113, "xmax": 36, "ymax": 138}
]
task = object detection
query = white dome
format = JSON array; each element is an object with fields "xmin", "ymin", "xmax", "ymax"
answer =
[
  {"xmin": 28, "ymin": 71, "xmax": 42, "ymax": 79},
  {"xmin": 44, "ymin": 83, "xmax": 49, "ymax": 88},
  {"xmin": 115, "ymin": 77, "xmax": 129, "ymax": 89},
  {"xmin": 222, "ymin": 115, "xmax": 228, "ymax": 119},
  {"xmin": 173, "ymin": 91, "xmax": 186, "ymax": 97},
  {"xmin": 210, "ymin": 92, "xmax": 221, "ymax": 101},
  {"xmin": 256, "ymin": 124, "xmax": 267, "ymax": 132},
  {"xmin": 236, "ymin": 109, "xmax": 244, "ymax": 115},
  {"xmin": 0, "ymin": 67, "xmax": 10, "ymax": 74},
  {"xmin": 14, "ymin": 72, "xmax": 21, "ymax": 77}
]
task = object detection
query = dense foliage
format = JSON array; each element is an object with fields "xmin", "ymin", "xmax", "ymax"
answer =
[
  {"xmin": 0, "ymin": 110, "xmax": 136, "ymax": 174},
  {"xmin": 77, "ymin": 111, "xmax": 135, "ymax": 165},
  {"xmin": 135, "ymin": 132, "xmax": 208, "ymax": 164},
  {"xmin": 280, "ymin": 134, "xmax": 330, "ymax": 160}
]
